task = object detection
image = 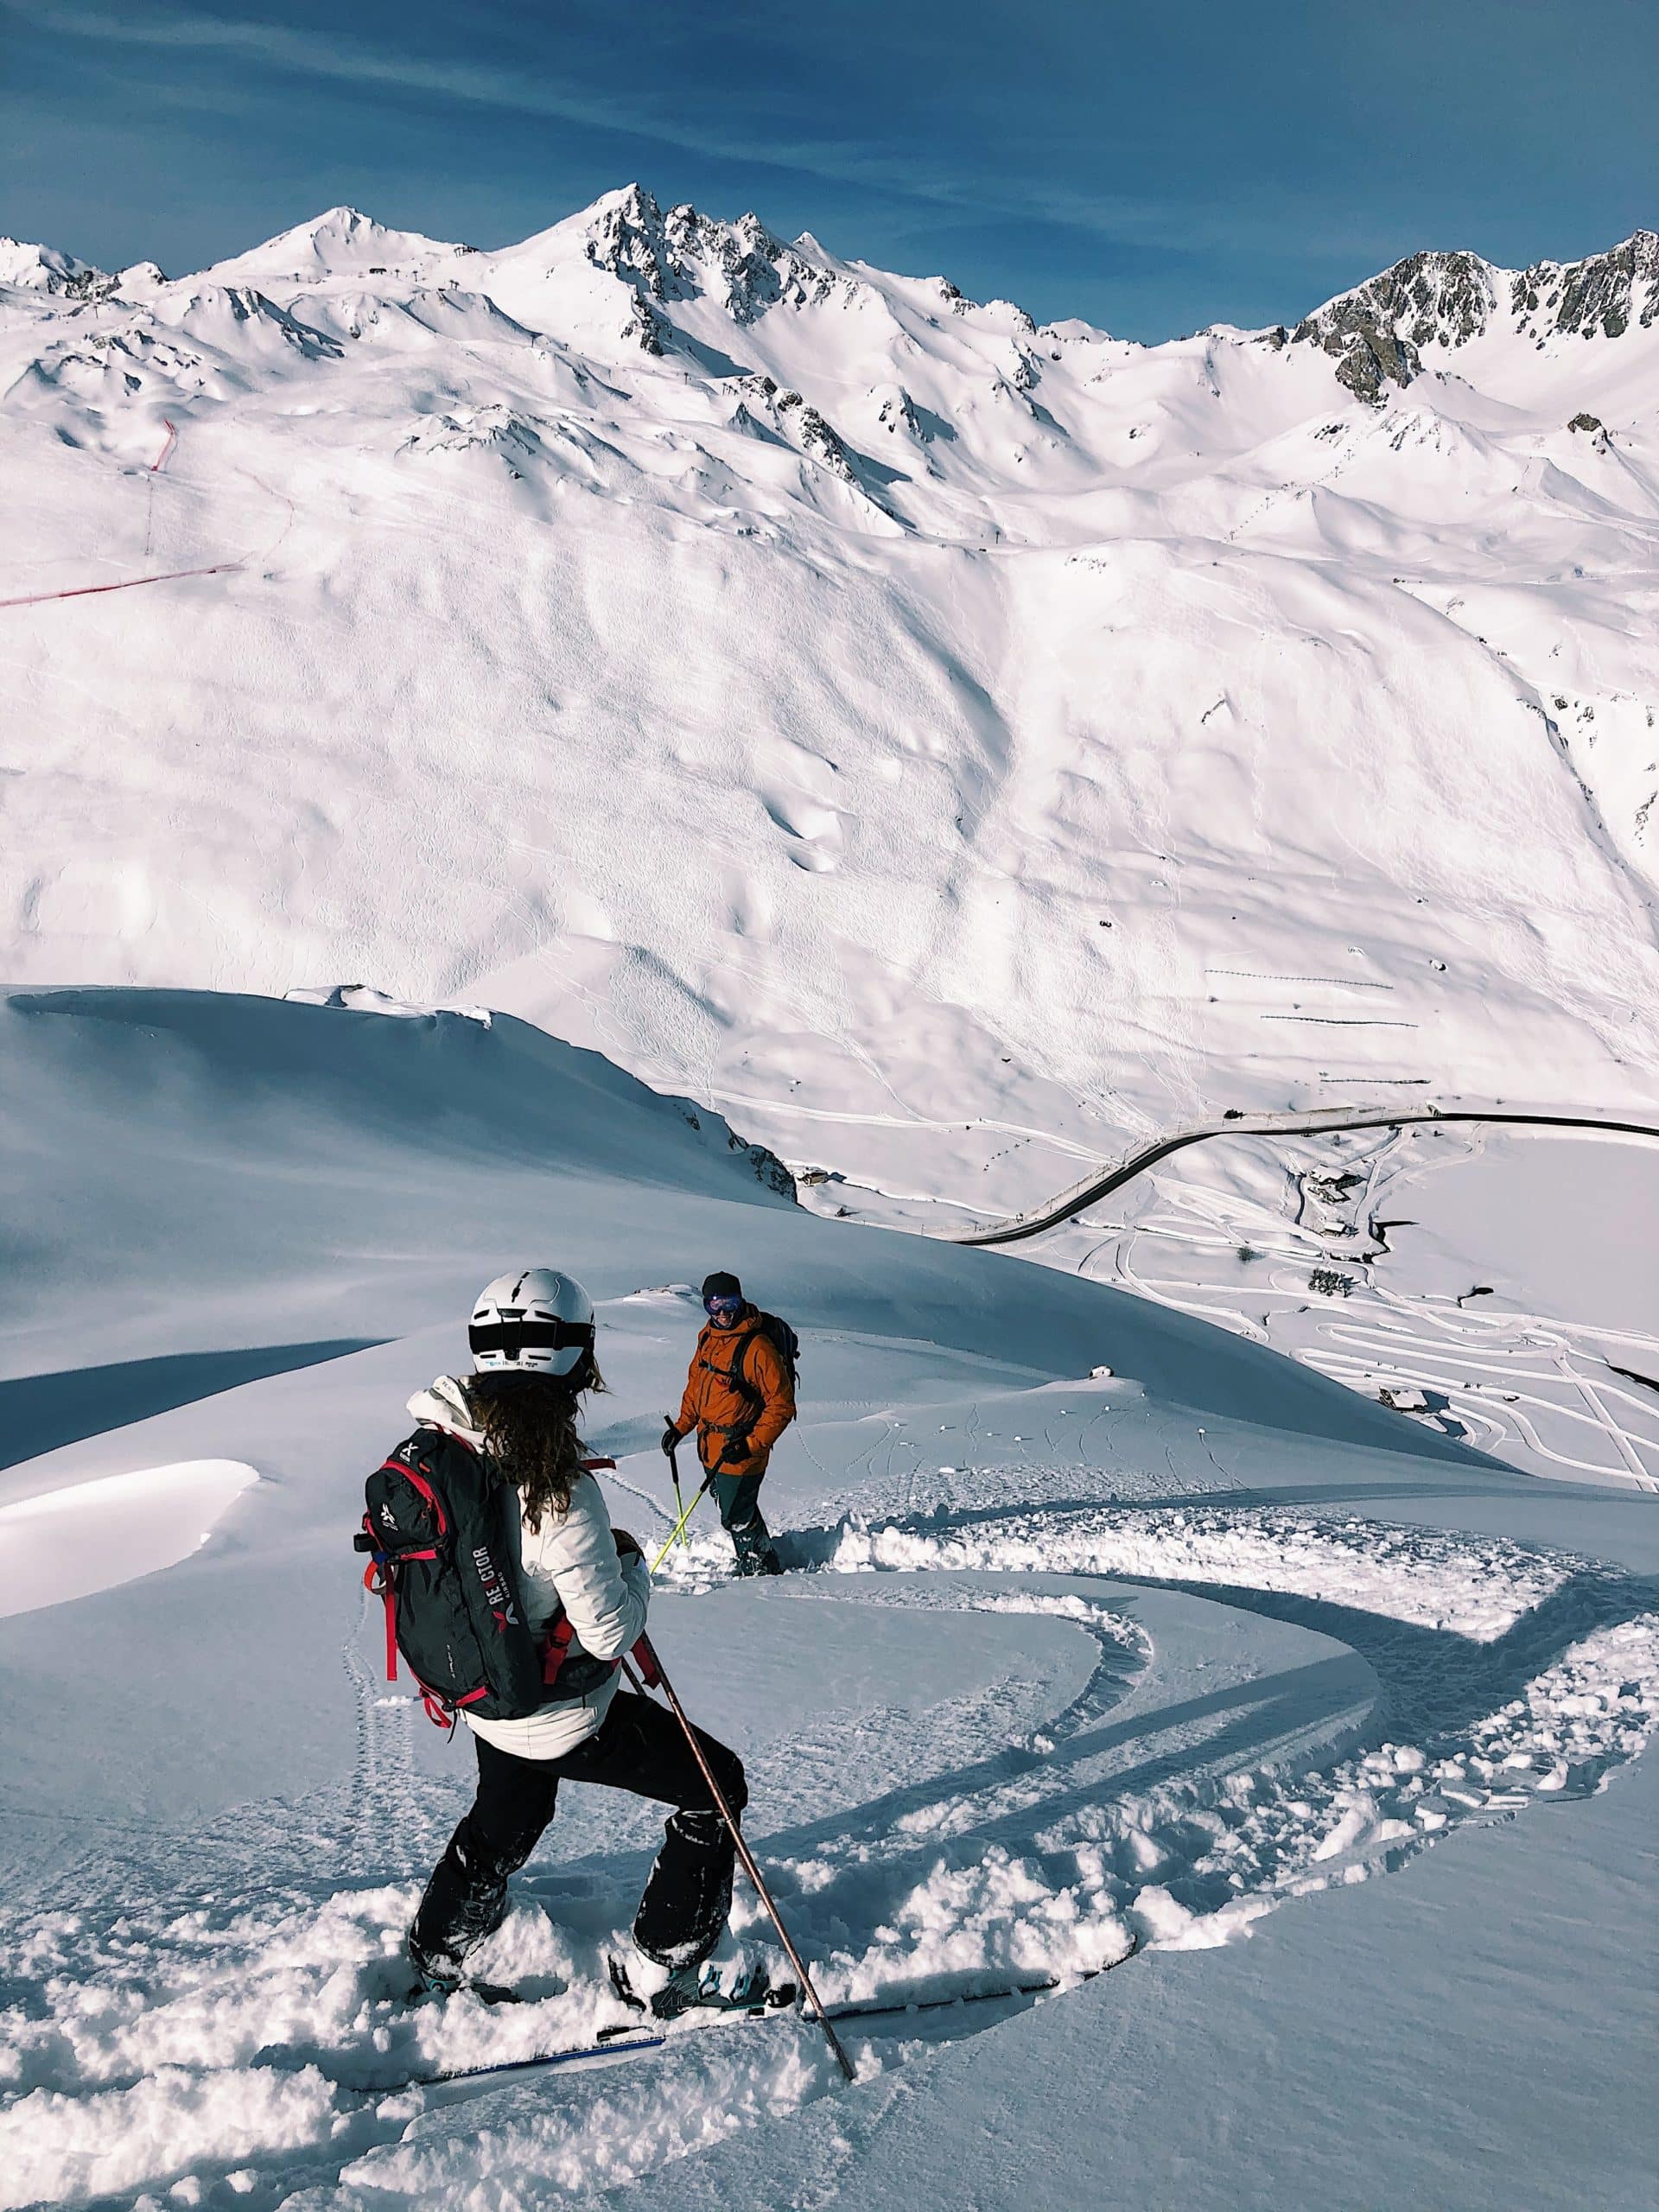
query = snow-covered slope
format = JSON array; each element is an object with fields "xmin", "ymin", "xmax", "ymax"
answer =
[
  {"xmin": 1, "ymin": 986, "xmax": 1655, "ymax": 2209},
  {"xmin": 3, "ymin": 191, "xmax": 1658, "ymax": 1219}
]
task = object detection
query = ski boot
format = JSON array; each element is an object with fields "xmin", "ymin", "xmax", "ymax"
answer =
[
  {"xmin": 607, "ymin": 1952, "xmax": 796, "ymax": 2024},
  {"xmin": 408, "ymin": 1936, "xmax": 521, "ymax": 2007}
]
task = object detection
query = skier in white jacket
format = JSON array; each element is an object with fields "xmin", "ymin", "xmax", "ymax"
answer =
[{"xmin": 404, "ymin": 1268, "xmax": 747, "ymax": 2001}]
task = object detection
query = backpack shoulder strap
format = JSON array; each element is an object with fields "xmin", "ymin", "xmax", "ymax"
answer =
[{"xmin": 727, "ymin": 1328, "xmax": 767, "ymax": 1410}]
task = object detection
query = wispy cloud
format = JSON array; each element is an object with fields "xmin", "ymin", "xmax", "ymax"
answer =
[
  {"xmin": 7, "ymin": 0, "xmax": 1404, "ymax": 272},
  {"xmin": 13, "ymin": 2, "xmax": 711, "ymax": 149}
]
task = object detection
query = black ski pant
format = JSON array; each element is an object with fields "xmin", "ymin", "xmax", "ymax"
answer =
[
  {"xmin": 713, "ymin": 1467, "xmax": 779, "ymax": 1573},
  {"xmin": 410, "ymin": 1689, "xmax": 747, "ymax": 1978}
]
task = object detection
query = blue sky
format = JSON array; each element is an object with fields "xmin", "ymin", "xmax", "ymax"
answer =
[{"xmin": 2, "ymin": 0, "xmax": 1653, "ymax": 340}]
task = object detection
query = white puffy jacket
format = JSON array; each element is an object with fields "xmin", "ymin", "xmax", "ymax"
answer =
[{"xmin": 407, "ymin": 1376, "xmax": 651, "ymax": 1760}]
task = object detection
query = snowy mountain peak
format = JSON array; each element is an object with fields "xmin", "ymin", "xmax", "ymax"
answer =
[
  {"xmin": 581, "ymin": 183, "xmax": 684, "ymax": 300},
  {"xmin": 291, "ymin": 204, "xmax": 385, "ymax": 253},
  {"xmin": 582, "ymin": 184, "xmax": 848, "ymax": 325},
  {"xmin": 1514, "ymin": 226, "xmax": 1659, "ymax": 340},
  {"xmin": 0, "ymin": 236, "xmax": 115, "ymax": 301},
  {"xmin": 205, "ymin": 204, "xmax": 469, "ymax": 288},
  {"xmin": 1290, "ymin": 249, "xmax": 1497, "ymax": 401},
  {"xmin": 1291, "ymin": 231, "xmax": 1659, "ymax": 401}
]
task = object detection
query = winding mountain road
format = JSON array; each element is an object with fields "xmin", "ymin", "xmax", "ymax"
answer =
[{"xmin": 938, "ymin": 1103, "xmax": 1659, "ymax": 1247}]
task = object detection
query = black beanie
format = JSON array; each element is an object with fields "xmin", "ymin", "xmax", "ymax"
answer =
[{"xmin": 702, "ymin": 1270, "xmax": 743, "ymax": 1302}]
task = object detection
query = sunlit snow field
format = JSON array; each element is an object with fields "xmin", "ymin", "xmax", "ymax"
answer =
[
  {"xmin": 3, "ymin": 194, "xmax": 1659, "ymax": 1222},
  {"xmin": 0, "ymin": 990, "xmax": 1654, "ymax": 2210},
  {"xmin": 3, "ymin": 193, "xmax": 1657, "ymax": 2209}
]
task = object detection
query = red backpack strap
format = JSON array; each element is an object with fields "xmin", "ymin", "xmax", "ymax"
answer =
[
  {"xmin": 360, "ymin": 1514, "xmax": 399, "ymax": 1682},
  {"xmin": 541, "ymin": 1614, "xmax": 575, "ymax": 1689},
  {"xmin": 377, "ymin": 1455, "xmax": 449, "ymax": 1534},
  {"xmin": 359, "ymin": 1510, "xmax": 441, "ymax": 1686}
]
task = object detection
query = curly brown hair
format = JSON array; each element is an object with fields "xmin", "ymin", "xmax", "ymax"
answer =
[{"xmin": 467, "ymin": 1365, "xmax": 607, "ymax": 1533}]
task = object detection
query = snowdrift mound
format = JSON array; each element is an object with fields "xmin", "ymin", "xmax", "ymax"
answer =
[{"xmin": 0, "ymin": 983, "xmax": 793, "ymax": 1366}]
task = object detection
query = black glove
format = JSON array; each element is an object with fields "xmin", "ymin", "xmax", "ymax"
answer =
[
  {"xmin": 613, "ymin": 1528, "xmax": 642, "ymax": 1559},
  {"xmin": 661, "ymin": 1421, "xmax": 683, "ymax": 1456}
]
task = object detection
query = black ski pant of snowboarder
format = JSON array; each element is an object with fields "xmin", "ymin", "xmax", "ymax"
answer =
[
  {"xmin": 713, "ymin": 1466, "xmax": 779, "ymax": 1574},
  {"xmin": 410, "ymin": 1691, "xmax": 747, "ymax": 1980}
]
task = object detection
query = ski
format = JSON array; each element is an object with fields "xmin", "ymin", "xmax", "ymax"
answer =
[
  {"xmin": 416, "ymin": 2026, "xmax": 670, "ymax": 2083},
  {"xmin": 401, "ymin": 1936, "xmax": 1140, "ymax": 2088},
  {"xmin": 828, "ymin": 1936, "xmax": 1140, "ymax": 2025}
]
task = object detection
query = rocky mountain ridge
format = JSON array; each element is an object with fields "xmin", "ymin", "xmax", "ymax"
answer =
[
  {"xmin": 2, "ymin": 185, "xmax": 1657, "ymax": 1217},
  {"xmin": 1289, "ymin": 230, "xmax": 1659, "ymax": 400},
  {"xmin": 10, "ymin": 188, "xmax": 1655, "ymax": 402}
]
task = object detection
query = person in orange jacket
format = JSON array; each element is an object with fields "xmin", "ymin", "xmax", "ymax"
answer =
[{"xmin": 662, "ymin": 1272, "xmax": 794, "ymax": 1575}]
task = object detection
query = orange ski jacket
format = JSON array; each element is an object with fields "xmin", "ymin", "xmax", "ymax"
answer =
[{"xmin": 676, "ymin": 1308, "xmax": 796, "ymax": 1480}]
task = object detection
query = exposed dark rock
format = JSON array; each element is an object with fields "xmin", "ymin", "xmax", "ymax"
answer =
[
  {"xmin": 584, "ymin": 185, "xmax": 849, "ymax": 328},
  {"xmin": 585, "ymin": 185, "xmax": 690, "ymax": 302},
  {"xmin": 877, "ymin": 388, "xmax": 925, "ymax": 438},
  {"xmin": 60, "ymin": 265, "xmax": 118, "ymax": 306},
  {"xmin": 1289, "ymin": 307, "xmax": 1423, "ymax": 404},
  {"xmin": 0, "ymin": 242, "xmax": 119, "ymax": 307},
  {"xmin": 1567, "ymin": 410, "xmax": 1614, "ymax": 453},
  {"xmin": 1334, "ymin": 323, "xmax": 1421, "ymax": 404},
  {"xmin": 1288, "ymin": 248, "xmax": 1493, "ymax": 397},
  {"xmin": 1296, "ymin": 249, "xmax": 1497, "ymax": 359},
  {"xmin": 619, "ymin": 298, "xmax": 668, "ymax": 354},
  {"xmin": 726, "ymin": 1128, "xmax": 797, "ymax": 1197},
  {"xmin": 780, "ymin": 391, "xmax": 857, "ymax": 480},
  {"xmin": 1282, "ymin": 231, "xmax": 1656, "ymax": 401},
  {"xmin": 1516, "ymin": 230, "xmax": 1659, "ymax": 340},
  {"xmin": 734, "ymin": 375, "xmax": 861, "ymax": 483}
]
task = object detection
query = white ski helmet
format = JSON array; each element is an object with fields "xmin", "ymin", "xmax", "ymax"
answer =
[{"xmin": 469, "ymin": 1268, "xmax": 596, "ymax": 1379}]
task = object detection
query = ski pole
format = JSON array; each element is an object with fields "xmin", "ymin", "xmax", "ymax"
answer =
[
  {"xmin": 650, "ymin": 1472, "xmax": 711, "ymax": 1574},
  {"xmin": 664, "ymin": 1426, "xmax": 693, "ymax": 1555},
  {"xmin": 623, "ymin": 1646, "xmax": 857, "ymax": 2084}
]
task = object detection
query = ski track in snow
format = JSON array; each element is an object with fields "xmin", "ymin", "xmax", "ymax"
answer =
[
  {"xmin": 3, "ymin": 1463, "xmax": 1656, "ymax": 2212},
  {"xmin": 1055, "ymin": 1121, "xmax": 1659, "ymax": 1488}
]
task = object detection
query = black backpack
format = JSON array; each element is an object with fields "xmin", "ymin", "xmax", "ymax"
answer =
[
  {"xmin": 354, "ymin": 1427, "xmax": 614, "ymax": 1729},
  {"xmin": 731, "ymin": 1312, "xmax": 800, "ymax": 1411}
]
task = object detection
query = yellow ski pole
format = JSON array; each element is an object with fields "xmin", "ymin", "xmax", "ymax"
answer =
[
  {"xmin": 650, "ymin": 1466, "xmax": 711, "ymax": 1573},
  {"xmin": 665, "ymin": 1428, "xmax": 694, "ymax": 1556}
]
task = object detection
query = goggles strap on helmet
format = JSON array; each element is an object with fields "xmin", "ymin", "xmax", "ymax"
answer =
[{"xmin": 468, "ymin": 1316, "xmax": 596, "ymax": 1360}]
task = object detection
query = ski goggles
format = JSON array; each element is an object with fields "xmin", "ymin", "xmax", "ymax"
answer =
[
  {"xmin": 704, "ymin": 1294, "xmax": 744, "ymax": 1319},
  {"xmin": 469, "ymin": 1314, "xmax": 595, "ymax": 1360}
]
